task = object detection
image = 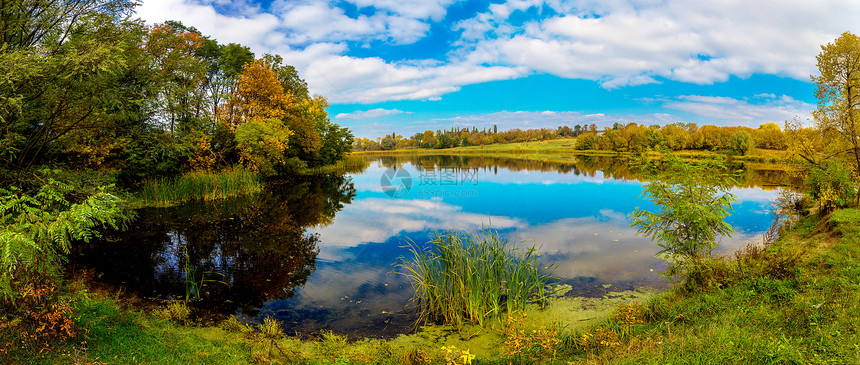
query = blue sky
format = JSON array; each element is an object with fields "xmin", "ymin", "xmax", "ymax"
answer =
[{"xmin": 136, "ymin": 0, "xmax": 860, "ymax": 138}]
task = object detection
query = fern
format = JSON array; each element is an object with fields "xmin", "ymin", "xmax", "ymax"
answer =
[{"xmin": 0, "ymin": 180, "xmax": 131, "ymax": 301}]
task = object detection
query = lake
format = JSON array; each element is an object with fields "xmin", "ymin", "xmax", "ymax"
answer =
[{"xmin": 68, "ymin": 155, "xmax": 797, "ymax": 338}]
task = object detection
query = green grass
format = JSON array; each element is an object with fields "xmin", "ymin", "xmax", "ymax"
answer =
[
  {"xmin": 0, "ymin": 288, "xmax": 253, "ymax": 364},
  {"xmin": 138, "ymin": 166, "xmax": 263, "ymax": 207},
  {"xmin": 399, "ymin": 229, "xmax": 553, "ymax": 330}
]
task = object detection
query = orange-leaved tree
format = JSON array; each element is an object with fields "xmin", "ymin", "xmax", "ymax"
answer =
[{"xmin": 218, "ymin": 59, "xmax": 294, "ymax": 175}]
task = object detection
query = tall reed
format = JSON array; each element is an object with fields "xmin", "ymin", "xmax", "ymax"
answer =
[
  {"xmin": 399, "ymin": 229, "xmax": 554, "ymax": 329},
  {"xmin": 139, "ymin": 166, "xmax": 263, "ymax": 207},
  {"xmin": 300, "ymin": 155, "xmax": 368, "ymax": 175}
]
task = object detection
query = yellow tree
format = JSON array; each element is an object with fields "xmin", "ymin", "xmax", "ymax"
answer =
[
  {"xmin": 219, "ymin": 59, "xmax": 294, "ymax": 174},
  {"xmin": 286, "ymin": 96, "xmax": 325, "ymax": 159},
  {"xmin": 813, "ymin": 31, "xmax": 860, "ymax": 174}
]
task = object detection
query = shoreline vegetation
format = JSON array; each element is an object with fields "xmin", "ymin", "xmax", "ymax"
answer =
[
  {"xmin": 352, "ymin": 138, "xmax": 799, "ymax": 169},
  {"xmin": 5, "ymin": 207, "xmax": 860, "ymax": 364},
  {"xmin": 132, "ymin": 155, "xmax": 368, "ymax": 208}
]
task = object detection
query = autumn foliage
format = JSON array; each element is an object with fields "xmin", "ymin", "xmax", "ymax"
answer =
[{"xmin": 219, "ymin": 59, "xmax": 294, "ymax": 131}]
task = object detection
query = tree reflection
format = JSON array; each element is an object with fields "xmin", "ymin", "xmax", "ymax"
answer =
[
  {"xmin": 373, "ymin": 154, "xmax": 801, "ymax": 189},
  {"xmin": 68, "ymin": 174, "xmax": 356, "ymax": 317}
]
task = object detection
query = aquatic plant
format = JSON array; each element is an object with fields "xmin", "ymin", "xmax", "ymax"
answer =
[
  {"xmin": 299, "ymin": 155, "xmax": 368, "ymax": 175},
  {"xmin": 138, "ymin": 166, "xmax": 263, "ymax": 206},
  {"xmin": 399, "ymin": 228, "xmax": 553, "ymax": 329},
  {"xmin": 182, "ymin": 247, "xmax": 228, "ymax": 302}
]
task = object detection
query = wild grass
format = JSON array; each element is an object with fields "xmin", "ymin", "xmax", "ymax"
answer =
[
  {"xmin": 138, "ymin": 166, "xmax": 263, "ymax": 207},
  {"xmin": 299, "ymin": 155, "xmax": 369, "ymax": 175},
  {"xmin": 399, "ymin": 229, "xmax": 553, "ymax": 330}
]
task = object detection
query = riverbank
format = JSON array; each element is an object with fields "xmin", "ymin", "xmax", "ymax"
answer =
[
  {"xmin": 353, "ymin": 139, "xmax": 798, "ymax": 169},
  {"xmin": 4, "ymin": 207, "xmax": 858, "ymax": 364}
]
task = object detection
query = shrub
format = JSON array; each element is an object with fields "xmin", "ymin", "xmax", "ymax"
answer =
[
  {"xmin": 575, "ymin": 133, "xmax": 596, "ymax": 150},
  {"xmin": 158, "ymin": 301, "xmax": 191, "ymax": 324},
  {"xmin": 258, "ymin": 317, "xmax": 284, "ymax": 340},
  {"xmin": 805, "ymin": 160, "xmax": 857, "ymax": 211}
]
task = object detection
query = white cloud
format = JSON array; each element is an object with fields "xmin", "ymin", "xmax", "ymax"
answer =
[
  {"xmin": 664, "ymin": 94, "xmax": 814, "ymax": 124},
  {"xmin": 136, "ymin": 0, "xmax": 280, "ymax": 48},
  {"xmin": 349, "ymin": 0, "xmax": 457, "ymax": 21},
  {"xmin": 335, "ymin": 108, "xmax": 409, "ymax": 120},
  {"xmin": 135, "ymin": 0, "xmax": 860, "ymax": 104},
  {"xmin": 462, "ymin": 0, "xmax": 860, "ymax": 88}
]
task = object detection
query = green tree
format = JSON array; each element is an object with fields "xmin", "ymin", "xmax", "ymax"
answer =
[
  {"xmin": 234, "ymin": 118, "xmax": 292, "ymax": 176},
  {"xmin": 0, "ymin": 0, "xmax": 137, "ymax": 173},
  {"xmin": 813, "ymin": 31, "xmax": 860, "ymax": 174},
  {"xmin": 262, "ymin": 53, "xmax": 309, "ymax": 100},
  {"xmin": 318, "ymin": 121, "xmax": 354, "ymax": 165},
  {"xmin": 630, "ymin": 154, "xmax": 736, "ymax": 264},
  {"xmin": 144, "ymin": 22, "xmax": 209, "ymax": 134},
  {"xmin": 206, "ymin": 42, "xmax": 254, "ymax": 123},
  {"xmin": 729, "ymin": 130, "xmax": 755, "ymax": 155}
]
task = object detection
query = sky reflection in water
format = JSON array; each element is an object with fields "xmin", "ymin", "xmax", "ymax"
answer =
[
  {"xmin": 274, "ymin": 156, "xmax": 780, "ymax": 336},
  {"xmin": 70, "ymin": 155, "xmax": 786, "ymax": 338}
]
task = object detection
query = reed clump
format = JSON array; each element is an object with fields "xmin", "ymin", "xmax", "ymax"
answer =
[
  {"xmin": 400, "ymin": 229, "xmax": 553, "ymax": 329},
  {"xmin": 300, "ymin": 155, "xmax": 368, "ymax": 175},
  {"xmin": 139, "ymin": 166, "xmax": 263, "ymax": 206}
]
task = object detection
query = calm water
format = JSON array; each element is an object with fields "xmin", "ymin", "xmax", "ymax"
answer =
[{"xmin": 68, "ymin": 155, "xmax": 796, "ymax": 338}]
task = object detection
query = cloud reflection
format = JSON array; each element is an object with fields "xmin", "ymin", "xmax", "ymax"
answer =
[
  {"xmin": 311, "ymin": 197, "xmax": 524, "ymax": 259},
  {"xmin": 516, "ymin": 209, "xmax": 764, "ymax": 284}
]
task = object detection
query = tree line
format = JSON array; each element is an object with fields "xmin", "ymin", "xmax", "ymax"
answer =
[
  {"xmin": 356, "ymin": 121, "xmax": 789, "ymax": 155},
  {"xmin": 0, "ymin": 0, "xmax": 353, "ymax": 185}
]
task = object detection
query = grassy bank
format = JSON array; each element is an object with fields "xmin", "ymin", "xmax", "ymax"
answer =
[
  {"xmin": 0, "ymin": 277, "xmax": 652, "ymax": 364},
  {"xmin": 554, "ymin": 208, "xmax": 860, "ymax": 363}
]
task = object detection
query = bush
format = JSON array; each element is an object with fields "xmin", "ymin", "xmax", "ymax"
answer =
[
  {"xmin": 730, "ymin": 130, "xmax": 755, "ymax": 155},
  {"xmin": 805, "ymin": 160, "xmax": 857, "ymax": 211}
]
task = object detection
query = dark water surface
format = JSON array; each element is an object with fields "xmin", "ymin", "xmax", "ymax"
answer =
[{"xmin": 68, "ymin": 155, "xmax": 797, "ymax": 338}]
